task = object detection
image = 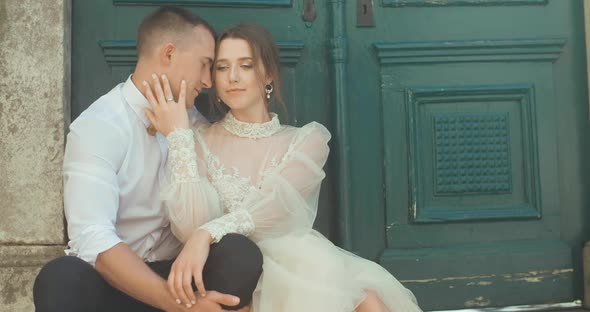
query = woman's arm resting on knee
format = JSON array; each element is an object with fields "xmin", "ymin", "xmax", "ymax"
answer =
[{"xmin": 96, "ymin": 243, "xmax": 237, "ymax": 312}]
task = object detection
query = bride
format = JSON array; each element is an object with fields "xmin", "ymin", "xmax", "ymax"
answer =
[{"xmin": 143, "ymin": 22, "xmax": 422, "ymax": 312}]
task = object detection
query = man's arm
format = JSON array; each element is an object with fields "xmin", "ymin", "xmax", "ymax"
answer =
[
  {"xmin": 96, "ymin": 244, "xmax": 245, "ymax": 311},
  {"xmin": 64, "ymin": 116, "xmax": 239, "ymax": 312},
  {"xmin": 63, "ymin": 117, "xmax": 180, "ymax": 310},
  {"xmin": 96, "ymin": 243, "xmax": 182, "ymax": 311}
]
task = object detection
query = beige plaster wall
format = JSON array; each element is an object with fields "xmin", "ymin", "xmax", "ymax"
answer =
[{"xmin": 0, "ymin": 1, "xmax": 70, "ymax": 311}]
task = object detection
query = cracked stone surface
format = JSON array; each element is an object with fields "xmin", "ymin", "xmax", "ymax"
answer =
[
  {"xmin": 0, "ymin": 1, "xmax": 67, "ymax": 244},
  {"xmin": 0, "ymin": 0, "xmax": 69, "ymax": 311}
]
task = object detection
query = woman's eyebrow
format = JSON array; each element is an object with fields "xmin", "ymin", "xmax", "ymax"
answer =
[{"xmin": 215, "ymin": 57, "xmax": 253, "ymax": 63}]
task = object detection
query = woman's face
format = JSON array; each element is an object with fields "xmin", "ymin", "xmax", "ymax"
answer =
[{"xmin": 214, "ymin": 38, "xmax": 268, "ymax": 112}]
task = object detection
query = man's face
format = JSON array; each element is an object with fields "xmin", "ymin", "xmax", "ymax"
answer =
[{"xmin": 167, "ymin": 26, "xmax": 215, "ymax": 109}]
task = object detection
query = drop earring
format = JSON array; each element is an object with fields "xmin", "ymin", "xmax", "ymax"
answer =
[{"xmin": 265, "ymin": 84, "xmax": 273, "ymax": 100}]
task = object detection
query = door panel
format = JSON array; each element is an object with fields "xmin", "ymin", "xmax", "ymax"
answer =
[{"xmin": 346, "ymin": 0, "xmax": 588, "ymax": 310}]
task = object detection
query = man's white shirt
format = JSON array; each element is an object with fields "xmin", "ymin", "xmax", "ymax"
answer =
[{"xmin": 63, "ymin": 76, "xmax": 207, "ymax": 266}]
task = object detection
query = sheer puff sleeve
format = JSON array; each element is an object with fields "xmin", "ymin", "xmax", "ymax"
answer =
[
  {"xmin": 199, "ymin": 122, "xmax": 331, "ymax": 243},
  {"xmin": 162, "ymin": 127, "xmax": 223, "ymax": 243}
]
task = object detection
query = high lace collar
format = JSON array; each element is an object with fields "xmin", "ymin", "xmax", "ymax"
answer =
[{"xmin": 221, "ymin": 112, "xmax": 281, "ymax": 139}]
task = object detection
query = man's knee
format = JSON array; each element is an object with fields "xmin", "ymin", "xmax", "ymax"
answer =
[
  {"xmin": 34, "ymin": 256, "xmax": 102, "ymax": 312},
  {"xmin": 204, "ymin": 234, "xmax": 263, "ymax": 310},
  {"xmin": 214, "ymin": 233, "xmax": 263, "ymax": 269}
]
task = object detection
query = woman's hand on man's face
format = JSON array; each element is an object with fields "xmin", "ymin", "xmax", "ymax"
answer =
[{"xmin": 143, "ymin": 73, "xmax": 190, "ymax": 136}]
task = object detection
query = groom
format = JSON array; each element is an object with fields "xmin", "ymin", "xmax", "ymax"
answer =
[{"xmin": 33, "ymin": 6, "xmax": 262, "ymax": 312}]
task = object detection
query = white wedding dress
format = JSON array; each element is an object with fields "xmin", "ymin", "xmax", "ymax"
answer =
[{"xmin": 162, "ymin": 112, "xmax": 422, "ymax": 312}]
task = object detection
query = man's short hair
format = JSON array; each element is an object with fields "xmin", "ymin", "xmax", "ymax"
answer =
[{"xmin": 137, "ymin": 6, "xmax": 216, "ymax": 58}]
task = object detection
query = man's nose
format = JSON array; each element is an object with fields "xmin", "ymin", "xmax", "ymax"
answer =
[{"xmin": 201, "ymin": 68, "xmax": 212, "ymax": 89}]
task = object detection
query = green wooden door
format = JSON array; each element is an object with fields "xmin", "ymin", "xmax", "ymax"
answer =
[
  {"xmin": 72, "ymin": 0, "xmax": 590, "ymax": 310},
  {"xmin": 344, "ymin": 0, "xmax": 590, "ymax": 310}
]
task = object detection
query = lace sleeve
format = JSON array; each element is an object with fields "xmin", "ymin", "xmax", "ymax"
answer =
[
  {"xmin": 167, "ymin": 128, "xmax": 199, "ymax": 183},
  {"xmin": 162, "ymin": 128, "xmax": 225, "ymax": 243},
  {"xmin": 199, "ymin": 209, "xmax": 255, "ymax": 243}
]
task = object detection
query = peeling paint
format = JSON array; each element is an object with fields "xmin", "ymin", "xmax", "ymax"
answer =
[
  {"xmin": 464, "ymin": 296, "xmax": 491, "ymax": 308},
  {"xmin": 401, "ymin": 278, "xmax": 439, "ymax": 283},
  {"xmin": 385, "ymin": 222, "xmax": 398, "ymax": 232},
  {"xmin": 401, "ymin": 268, "xmax": 573, "ymax": 286},
  {"xmin": 466, "ymin": 281, "xmax": 493, "ymax": 286}
]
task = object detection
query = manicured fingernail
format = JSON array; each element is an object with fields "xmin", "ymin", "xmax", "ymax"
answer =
[
  {"xmin": 191, "ymin": 300, "xmax": 196, "ymax": 305},
  {"xmin": 142, "ymin": 80, "xmax": 147, "ymax": 86},
  {"xmin": 182, "ymin": 80, "xmax": 186, "ymax": 85},
  {"xmin": 162, "ymin": 74, "xmax": 167, "ymax": 80},
  {"xmin": 152, "ymin": 73, "xmax": 157, "ymax": 79},
  {"xmin": 233, "ymin": 297, "xmax": 240, "ymax": 303},
  {"xmin": 175, "ymin": 299, "xmax": 181, "ymax": 304},
  {"xmin": 201, "ymin": 292, "xmax": 206, "ymax": 297},
  {"xmin": 186, "ymin": 304, "xmax": 192, "ymax": 308}
]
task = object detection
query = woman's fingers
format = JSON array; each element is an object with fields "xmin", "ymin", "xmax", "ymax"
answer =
[
  {"xmin": 151, "ymin": 73, "xmax": 167, "ymax": 105},
  {"xmin": 167, "ymin": 270, "xmax": 181, "ymax": 305},
  {"xmin": 174, "ymin": 268, "xmax": 192, "ymax": 307},
  {"xmin": 178, "ymin": 80, "xmax": 186, "ymax": 107},
  {"xmin": 161, "ymin": 74, "xmax": 174, "ymax": 104},
  {"xmin": 182, "ymin": 270, "xmax": 197, "ymax": 305},
  {"xmin": 193, "ymin": 270, "xmax": 206, "ymax": 298}
]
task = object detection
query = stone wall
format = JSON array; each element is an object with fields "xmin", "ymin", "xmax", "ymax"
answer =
[{"xmin": 0, "ymin": 1, "xmax": 70, "ymax": 311}]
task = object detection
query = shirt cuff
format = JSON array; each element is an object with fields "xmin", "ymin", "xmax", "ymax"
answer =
[{"xmin": 65, "ymin": 225, "xmax": 123, "ymax": 267}]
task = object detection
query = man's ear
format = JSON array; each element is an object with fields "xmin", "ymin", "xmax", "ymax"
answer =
[{"xmin": 159, "ymin": 43, "xmax": 176, "ymax": 66}]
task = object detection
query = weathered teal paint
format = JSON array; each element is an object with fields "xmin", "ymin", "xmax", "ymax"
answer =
[
  {"xmin": 382, "ymin": 0, "xmax": 548, "ymax": 7},
  {"xmin": 404, "ymin": 84, "xmax": 542, "ymax": 223},
  {"xmin": 373, "ymin": 38, "xmax": 567, "ymax": 64},
  {"xmin": 98, "ymin": 40, "xmax": 304, "ymax": 66},
  {"xmin": 327, "ymin": 0, "xmax": 353, "ymax": 251},
  {"xmin": 113, "ymin": 0, "xmax": 292, "ymax": 7},
  {"xmin": 345, "ymin": 0, "xmax": 589, "ymax": 309}
]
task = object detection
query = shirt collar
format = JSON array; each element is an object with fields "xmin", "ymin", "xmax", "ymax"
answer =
[{"xmin": 122, "ymin": 75, "xmax": 151, "ymax": 127}]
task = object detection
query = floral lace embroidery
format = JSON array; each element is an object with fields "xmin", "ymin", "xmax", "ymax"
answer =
[
  {"xmin": 193, "ymin": 132, "xmax": 258, "ymax": 241},
  {"xmin": 166, "ymin": 128, "xmax": 198, "ymax": 183},
  {"xmin": 209, "ymin": 157, "xmax": 256, "ymax": 212},
  {"xmin": 200, "ymin": 209, "xmax": 255, "ymax": 243},
  {"xmin": 194, "ymin": 125, "xmax": 313, "ymax": 243},
  {"xmin": 220, "ymin": 112, "xmax": 281, "ymax": 139}
]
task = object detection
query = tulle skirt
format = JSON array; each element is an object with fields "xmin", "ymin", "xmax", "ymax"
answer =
[{"xmin": 251, "ymin": 230, "xmax": 422, "ymax": 312}]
